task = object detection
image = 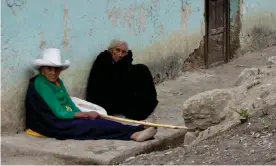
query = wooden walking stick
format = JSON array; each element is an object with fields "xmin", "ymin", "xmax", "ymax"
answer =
[
  {"xmin": 101, "ymin": 114, "xmax": 188, "ymax": 129},
  {"xmin": 75, "ymin": 100, "xmax": 188, "ymax": 129}
]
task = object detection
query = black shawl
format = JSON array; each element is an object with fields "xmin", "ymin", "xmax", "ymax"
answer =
[{"xmin": 85, "ymin": 50, "xmax": 158, "ymax": 120}]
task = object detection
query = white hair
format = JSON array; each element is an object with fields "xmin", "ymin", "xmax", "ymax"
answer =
[{"xmin": 108, "ymin": 39, "xmax": 129, "ymax": 51}]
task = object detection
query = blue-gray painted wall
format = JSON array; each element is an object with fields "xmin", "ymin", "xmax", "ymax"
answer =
[
  {"xmin": 1, "ymin": 0, "xmax": 275, "ymax": 133},
  {"xmin": 1, "ymin": 0, "xmax": 205, "ymax": 133}
]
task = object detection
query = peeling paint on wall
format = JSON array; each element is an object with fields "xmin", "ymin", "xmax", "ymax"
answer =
[
  {"xmin": 239, "ymin": 0, "xmax": 276, "ymax": 53},
  {"xmin": 134, "ymin": 30, "xmax": 204, "ymax": 83},
  {"xmin": 229, "ymin": 0, "xmax": 241, "ymax": 58},
  {"xmin": 180, "ymin": 0, "xmax": 192, "ymax": 31},
  {"xmin": 39, "ymin": 32, "xmax": 46, "ymax": 50},
  {"xmin": 5, "ymin": 0, "xmax": 26, "ymax": 16},
  {"xmin": 63, "ymin": 0, "xmax": 70, "ymax": 48},
  {"xmin": 106, "ymin": 3, "xmax": 151, "ymax": 35}
]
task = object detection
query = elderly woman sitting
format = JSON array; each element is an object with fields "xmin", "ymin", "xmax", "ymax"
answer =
[
  {"xmin": 86, "ymin": 39, "xmax": 158, "ymax": 120},
  {"xmin": 25, "ymin": 48, "xmax": 157, "ymax": 141}
]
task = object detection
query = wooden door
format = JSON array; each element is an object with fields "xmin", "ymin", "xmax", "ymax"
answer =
[{"xmin": 205, "ymin": 0, "xmax": 230, "ymax": 68}]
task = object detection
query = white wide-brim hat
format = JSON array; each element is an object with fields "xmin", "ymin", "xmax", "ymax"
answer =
[{"xmin": 32, "ymin": 48, "xmax": 70, "ymax": 70}]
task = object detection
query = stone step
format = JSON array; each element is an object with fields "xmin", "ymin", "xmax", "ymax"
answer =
[{"xmin": 2, "ymin": 129, "xmax": 187, "ymax": 165}]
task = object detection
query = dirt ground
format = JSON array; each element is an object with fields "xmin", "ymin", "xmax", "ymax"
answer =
[
  {"xmin": 121, "ymin": 46, "xmax": 276, "ymax": 165},
  {"xmin": 122, "ymin": 107, "xmax": 276, "ymax": 165}
]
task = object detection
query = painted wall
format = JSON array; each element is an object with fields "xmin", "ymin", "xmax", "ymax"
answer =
[
  {"xmin": 229, "ymin": 0, "xmax": 241, "ymax": 58},
  {"xmin": 1, "ymin": 0, "xmax": 205, "ymax": 133},
  {"xmin": 239, "ymin": 0, "xmax": 276, "ymax": 52}
]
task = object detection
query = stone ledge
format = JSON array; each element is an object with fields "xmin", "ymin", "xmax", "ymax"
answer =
[{"xmin": 2, "ymin": 129, "xmax": 187, "ymax": 165}]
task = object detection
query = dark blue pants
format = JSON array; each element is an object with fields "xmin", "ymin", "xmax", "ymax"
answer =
[{"xmin": 53, "ymin": 119, "xmax": 145, "ymax": 140}]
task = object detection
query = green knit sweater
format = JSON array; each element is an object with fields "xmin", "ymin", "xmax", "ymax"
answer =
[{"xmin": 34, "ymin": 74, "xmax": 81, "ymax": 119}]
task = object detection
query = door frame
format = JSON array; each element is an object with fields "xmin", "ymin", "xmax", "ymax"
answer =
[{"xmin": 204, "ymin": 0, "xmax": 230, "ymax": 69}]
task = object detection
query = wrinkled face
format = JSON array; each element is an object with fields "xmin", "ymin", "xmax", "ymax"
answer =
[
  {"xmin": 40, "ymin": 66, "xmax": 62, "ymax": 82},
  {"xmin": 110, "ymin": 43, "xmax": 128, "ymax": 62}
]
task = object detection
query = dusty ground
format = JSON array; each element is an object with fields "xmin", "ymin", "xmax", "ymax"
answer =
[
  {"xmin": 122, "ymin": 107, "xmax": 276, "ymax": 165},
  {"xmin": 122, "ymin": 46, "xmax": 276, "ymax": 165}
]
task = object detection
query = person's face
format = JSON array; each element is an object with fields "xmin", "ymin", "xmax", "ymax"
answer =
[
  {"xmin": 40, "ymin": 66, "xmax": 62, "ymax": 82},
  {"xmin": 110, "ymin": 43, "xmax": 128, "ymax": 62}
]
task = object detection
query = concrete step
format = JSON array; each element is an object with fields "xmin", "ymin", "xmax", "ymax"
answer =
[
  {"xmin": 2, "ymin": 93, "xmax": 187, "ymax": 165},
  {"xmin": 2, "ymin": 128, "xmax": 186, "ymax": 165}
]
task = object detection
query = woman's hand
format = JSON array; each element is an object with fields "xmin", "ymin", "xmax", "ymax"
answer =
[
  {"xmin": 86, "ymin": 111, "xmax": 101, "ymax": 119},
  {"xmin": 74, "ymin": 112, "xmax": 89, "ymax": 119},
  {"xmin": 74, "ymin": 112, "xmax": 101, "ymax": 119}
]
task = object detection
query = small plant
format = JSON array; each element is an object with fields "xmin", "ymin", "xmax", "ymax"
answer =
[{"xmin": 236, "ymin": 109, "xmax": 249, "ymax": 123}]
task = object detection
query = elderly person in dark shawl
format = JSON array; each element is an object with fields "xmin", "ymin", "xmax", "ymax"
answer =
[
  {"xmin": 25, "ymin": 48, "xmax": 157, "ymax": 141},
  {"xmin": 86, "ymin": 39, "xmax": 158, "ymax": 120}
]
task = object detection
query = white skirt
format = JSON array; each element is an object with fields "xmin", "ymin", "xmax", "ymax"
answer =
[{"xmin": 70, "ymin": 96, "xmax": 108, "ymax": 115}]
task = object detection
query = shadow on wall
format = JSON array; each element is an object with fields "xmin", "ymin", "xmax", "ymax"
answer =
[
  {"xmin": 133, "ymin": 31, "xmax": 205, "ymax": 84},
  {"xmin": 1, "ymin": 68, "xmax": 37, "ymax": 134},
  {"xmin": 239, "ymin": 13, "xmax": 276, "ymax": 53}
]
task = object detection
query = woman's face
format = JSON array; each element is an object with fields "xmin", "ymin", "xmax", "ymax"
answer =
[
  {"xmin": 40, "ymin": 66, "xmax": 62, "ymax": 82},
  {"xmin": 110, "ymin": 43, "xmax": 128, "ymax": 62}
]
